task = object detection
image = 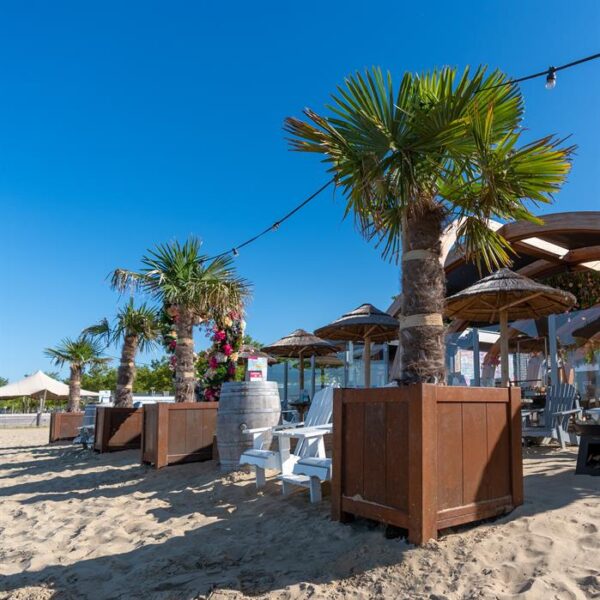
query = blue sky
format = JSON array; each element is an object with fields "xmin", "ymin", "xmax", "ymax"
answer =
[{"xmin": 2, "ymin": 1, "xmax": 599, "ymax": 381}]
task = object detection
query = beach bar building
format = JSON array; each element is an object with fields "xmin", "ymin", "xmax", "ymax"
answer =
[{"xmin": 267, "ymin": 211, "xmax": 600, "ymax": 408}]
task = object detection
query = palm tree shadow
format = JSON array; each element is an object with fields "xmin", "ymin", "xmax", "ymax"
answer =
[
  {"xmin": 0, "ymin": 447, "xmax": 411, "ymax": 598},
  {"xmin": 2, "ymin": 444, "xmax": 598, "ymax": 598}
]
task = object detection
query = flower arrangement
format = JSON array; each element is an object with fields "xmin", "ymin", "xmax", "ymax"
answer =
[{"xmin": 198, "ymin": 309, "xmax": 245, "ymax": 401}]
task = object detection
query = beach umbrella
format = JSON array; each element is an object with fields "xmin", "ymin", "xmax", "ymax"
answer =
[
  {"xmin": 262, "ymin": 329, "xmax": 338, "ymax": 397},
  {"xmin": 445, "ymin": 268, "xmax": 576, "ymax": 386},
  {"xmin": 0, "ymin": 370, "xmax": 99, "ymax": 411},
  {"xmin": 315, "ymin": 303, "xmax": 399, "ymax": 387}
]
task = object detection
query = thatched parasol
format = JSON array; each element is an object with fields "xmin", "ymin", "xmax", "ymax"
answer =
[
  {"xmin": 315, "ymin": 303, "xmax": 399, "ymax": 387},
  {"xmin": 446, "ymin": 268, "xmax": 576, "ymax": 386},
  {"xmin": 262, "ymin": 329, "xmax": 338, "ymax": 396},
  {"xmin": 236, "ymin": 345, "xmax": 277, "ymax": 365}
]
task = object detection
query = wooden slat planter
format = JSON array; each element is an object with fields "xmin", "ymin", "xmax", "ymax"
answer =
[
  {"xmin": 94, "ymin": 406, "xmax": 143, "ymax": 453},
  {"xmin": 332, "ymin": 384, "xmax": 523, "ymax": 545},
  {"xmin": 141, "ymin": 402, "xmax": 218, "ymax": 469},
  {"xmin": 49, "ymin": 412, "xmax": 84, "ymax": 442}
]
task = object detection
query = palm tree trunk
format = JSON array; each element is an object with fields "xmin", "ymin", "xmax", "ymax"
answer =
[
  {"xmin": 392, "ymin": 202, "xmax": 446, "ymax": 384},
  {"xmin": 115, "ymin": 334, "xmax": 138, "ymax": 407},
  {"xmin": 68, "ymin": 365, "xmax": 82, "ymax": 412},
  {"xmin": 175, "ymin": 307, "xmax": 196, "ymax": 402}
]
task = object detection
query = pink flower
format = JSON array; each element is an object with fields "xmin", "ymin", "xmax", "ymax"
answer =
[
  {"xmin": 169, "ymin": 340, "xmax": 177, "ymax": 350},
  {"xmin": 213, "ymin": 330, "xmax": 226, "ymax": 342},
  {"xmin": 228, "ymin": 363, "xmax": 236, "ymax": 375},
  {"xmin": 223, "ymin": 344, "xmax": 232, "ymax": 356},
  {"xmin": 209, "ymin": 356, "xmax": 218, "ymax": 369}
]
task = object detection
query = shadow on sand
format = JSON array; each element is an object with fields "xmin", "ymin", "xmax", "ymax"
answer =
[{"xmin": 0, "ymin": 442, "xmax": 597, "ymax": 598}]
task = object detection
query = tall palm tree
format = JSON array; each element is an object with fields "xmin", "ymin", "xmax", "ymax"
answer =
[
  {"xmin": 84, "ymin": 300, "xmax": 161, "ymax": 407},
  {"xmin": 44, "ymin": 337, "xmax": 108, "ymax": 412},
  {"xmin": 285, "ymin": 66, "xmax": 573, "ymax": 384},
  {"xmin": 112, "ymin": 238, "xmax": 251, "ymax": 402}
]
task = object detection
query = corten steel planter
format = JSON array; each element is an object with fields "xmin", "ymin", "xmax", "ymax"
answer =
[
  {"xmin": 141, "ymin": 402, "xmax": 219, "ymax": 469},
  {"xmin": 94, "ymin": 406, "xmax": 143, "ymax": 453},
  {"xmin": 332, "ymin": 385, "xmax": 523, "ymax": 545},
  {"xmin": 49, "ymin": 412, "xmax": 84, "ymax": 442}
]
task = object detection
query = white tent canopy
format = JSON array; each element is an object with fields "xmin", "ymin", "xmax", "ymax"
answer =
[{"xmin": 0, "ymin": 371, "xmax": 99, "ymax": 399}]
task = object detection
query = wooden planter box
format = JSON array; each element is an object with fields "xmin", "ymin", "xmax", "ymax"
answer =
[
  {"xmin": 332, "ymin": 385, "xmax": 523, "ymax": 545},
  {"xmin": 141, "ymin": 402, "xmax": 218, "ymax": 469},
  {"xmin": 49, "ymin": 412, "xmax": 84, "ymax": 442},
  {"xmin": 94, "ymin": 406, "xmax": 143, "ymax": 453}
]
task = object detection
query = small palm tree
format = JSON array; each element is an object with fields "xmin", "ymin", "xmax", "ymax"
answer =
[
  {"xmin": 112, "ymin": 238, "xmax": 251, "ymax": 402},
  {"xmin": 285, "ymin": 66, "xmax": 573, "ymax": 384},
  {"xmin": 84, "ymin": 300, "xmax": 161, "ymax": 407},
  {"xmin": 44, "ymin": 337, "xmax": 108, "ymax": 412}
]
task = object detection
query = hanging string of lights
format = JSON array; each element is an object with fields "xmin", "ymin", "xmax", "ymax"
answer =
[
  {"xmin": 479, "ymin": 51, "xmax": 600, "ymax": 91},
  {"xmin": 204, "ymin": 51, "xmax": 600, "ymax": 263},
  {"xmin": 203, "ymin": 178, "xmax": 334, "ymax": 262}
]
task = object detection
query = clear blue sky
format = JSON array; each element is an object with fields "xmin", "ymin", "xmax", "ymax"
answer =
[{"xmin": 2, "ymin": 1, "xmax": 599, "ymax": 381}]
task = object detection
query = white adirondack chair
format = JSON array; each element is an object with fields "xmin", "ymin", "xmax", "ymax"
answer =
[
  {"xmin": 239, "ymin": 386, "xmax": 335, "ymax": 488},
  {"xmin": 284, "ymin": 456, "xmax": 332, "ymax": 502},
  {"xmin": 522, "ymin": 383, "xmax": 581, "ymax": 449}
]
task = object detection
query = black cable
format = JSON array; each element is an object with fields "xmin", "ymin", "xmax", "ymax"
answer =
[
  {"xmin": 204, "ymin": 51, "xmax": 599, "ymax": 262},
  {"xmin": 204, "ymin": 178, "xmax": 335, "ymax": 262},
  {"xmin": 479, "ymin": 51, "xmax": 600, "ymax": 91}
]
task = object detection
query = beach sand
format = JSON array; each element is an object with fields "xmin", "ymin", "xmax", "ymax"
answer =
[{"xmin": 0, "ymin": 427, "xmax": 598, "ymax": 600}]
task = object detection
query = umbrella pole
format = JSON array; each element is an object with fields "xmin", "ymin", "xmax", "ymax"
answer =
[
  {"xmin": 364, "ymin": 336, "xmax": 371, "ymax": 388},
  {"xmin": 500, "ymin": 310, "xmax": 509, "ymax": 387},
  {"xmin": 299, "ymin": 350, "xmax": 304, "ymax": 398},
  {"xmin": 310, "ymin": 354, "xmax": 316, "ymax": 399},
  {"xmin": 283, "ymin": 361, "xmax": 289, "ymax": 410}
]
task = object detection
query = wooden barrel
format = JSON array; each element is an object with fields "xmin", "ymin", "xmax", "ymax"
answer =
[{"xmin": 217, "ymin": 381, "xmax": 281, "ymax": 471}]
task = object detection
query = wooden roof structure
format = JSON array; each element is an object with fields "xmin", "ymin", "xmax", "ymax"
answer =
[{"xmin": 387, "ymin": 211, "xmax": 600, "ymax": 320}]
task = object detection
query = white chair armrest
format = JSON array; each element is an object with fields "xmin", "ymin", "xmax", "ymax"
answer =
[
  {"xmin": 243, "ymin": 426, "xmax": 272, "ymax": 435},
  {"xmin": 553, "ymin": 409, "xmax": 581, "ymax": 417}
]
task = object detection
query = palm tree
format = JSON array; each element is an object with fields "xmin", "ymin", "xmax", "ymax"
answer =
[
  {"xmin": 84, "ymin": 300, "xmax": 161, "ymax": 407},
  {"xmin": 285, "ymin": 66, "xmax": 573, "ymax": 385},
  {"xmin": 112, "ymin": 238, "xmax": 251, "ymax": 402},
  {"xmin": 44, "ymin": 337, "xmax": 108, "ymax": 412}
]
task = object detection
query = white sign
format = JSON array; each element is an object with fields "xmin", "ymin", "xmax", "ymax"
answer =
[{"xmin": 247, "ymin": 356, "xmax": 268, "ymax": 382}]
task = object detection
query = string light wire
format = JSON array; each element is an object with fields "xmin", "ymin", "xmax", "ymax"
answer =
[{"xmin": 205, "ymin": 51, "xmax": 600, "ymax": 261}]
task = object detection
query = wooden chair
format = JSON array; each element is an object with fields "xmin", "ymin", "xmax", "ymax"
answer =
[
  {"xmin": 239, "ymin": 386, "xmax": 334, "ymax": 488},
  {"xmin": 522, "ymin": 383, "xmax": 581, "ymax": 449}
]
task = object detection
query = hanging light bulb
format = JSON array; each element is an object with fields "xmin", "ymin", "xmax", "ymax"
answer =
[
  {"xmin": 545, "ymin": 66, "xmax": 557, "ymax": 89},
  {"xmin": 232, "ymin": 248, "xmax": 239, "ymax": 257}
]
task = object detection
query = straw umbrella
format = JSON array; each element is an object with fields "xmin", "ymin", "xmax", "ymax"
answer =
[
  {"xmin": 446, "ymin": 269, "xmax": 576, "ymax": 386},
  {"xmin": 315, "ymin": 303, "xmax": 399, "ymax": 387},
  {"xmin": 262, "ymin": 329, "xmax": 338, "ymax": 399}
]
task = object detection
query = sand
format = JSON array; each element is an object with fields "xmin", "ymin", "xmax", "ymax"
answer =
[{"xmin": 0, "ymin": 428, "xmax": 598, "ymax": 600}]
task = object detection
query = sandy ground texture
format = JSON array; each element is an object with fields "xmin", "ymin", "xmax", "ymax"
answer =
[{"xmin": 0, "ymin": 428, "xmax": 598, "ymax": 600}]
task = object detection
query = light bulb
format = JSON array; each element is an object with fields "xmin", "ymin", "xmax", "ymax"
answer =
[
  {"xmin": 545, "ymin": 67, "xmax": 556, "ymax": 90},
  {"xmin": 232, "ymin": 248, "xmax": 239, "ymax": 257}
]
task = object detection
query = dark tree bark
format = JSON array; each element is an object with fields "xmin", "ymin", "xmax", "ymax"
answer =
[
  {"xmin": 392, "ymin": 201, "xmax": 446, "ymax": 384},
  {"xmin": 175, "ymin": 307, "xmax": 196, "ymax": 402},
  {"xmin": 68, "ymin": 365, "xmax": 82, "ymax": 412},
  {"xmin": 115, "ymin": 334, "xmax": 138, "ymax": 407}
]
